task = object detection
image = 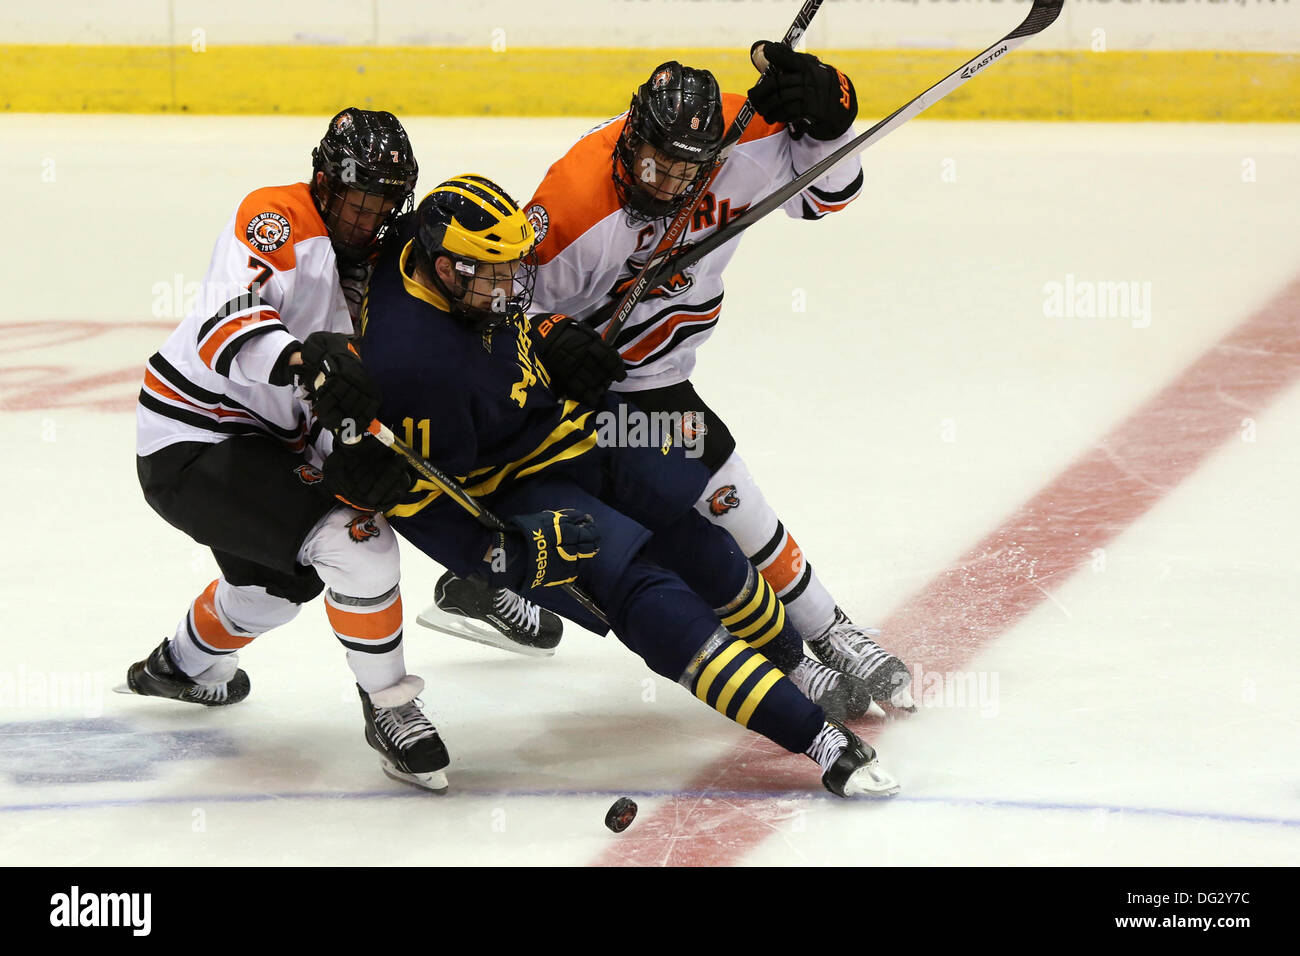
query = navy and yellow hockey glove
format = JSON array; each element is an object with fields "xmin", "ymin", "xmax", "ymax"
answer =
[
  {"xmin": 530, "ymin": 313, "xmax": 626, "ymax": 406},
  {"xmin": 486, "ymin": 509, "xmax": 601, "ymax": 592},
  {"xmin": 748, "ymin": 40, "xmax": 857, "ymax": 141}
]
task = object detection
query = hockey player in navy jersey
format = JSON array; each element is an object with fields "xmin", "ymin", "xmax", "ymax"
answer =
[
  {"xmin": 420, "ymin": 48, "xmax": 914, "ymax": 712},
  {"xmin": 342, "ymin": 174, "xmax": 900, "ymax": 797}
]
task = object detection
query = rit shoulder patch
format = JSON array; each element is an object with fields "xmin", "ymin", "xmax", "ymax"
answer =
[{"xmin": 246, "ymin": 211, "xmax": 291, "ymax": 253}]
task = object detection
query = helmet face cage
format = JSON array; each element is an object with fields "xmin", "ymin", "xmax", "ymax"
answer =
[
  {"xmin": 412, "ymin": 175, "xmax": 537, "ymax": 332},
  {"xmin": 312, "ymin": 109, "xmax": 419, "ymax": 261},
  {"xmin": 613, "ymin": 63, "xmax": 724, "ymax": 224},
  {"xmin": 437, "ymin": 250, "xmax": 537, "ymax": 333},
  {"xmin": 317, "ymin": 179, "xmax": 415, "ymax": 261}
]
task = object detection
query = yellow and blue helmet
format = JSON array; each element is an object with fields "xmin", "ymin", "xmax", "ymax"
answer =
[{"xmin": 413, "ymin": 174, "xmax": 536, "ymax": 329}]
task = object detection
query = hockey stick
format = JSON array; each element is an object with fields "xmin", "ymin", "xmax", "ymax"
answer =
[
  {"xmin": 636, "ymin": 0, "xmax": 1065, "ymax": 284},
  {"xmin": 600, "ymin": 0, "xmax": 826, "ymax": 346},
  {"xmin": 359, "ymin": 418, "xmax": 611, "ymax": 627}
]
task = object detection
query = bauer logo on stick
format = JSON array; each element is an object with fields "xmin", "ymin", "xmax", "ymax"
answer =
[{"xmin": 246, "ymin": 212, "xmax": 291, "ymax": 253}]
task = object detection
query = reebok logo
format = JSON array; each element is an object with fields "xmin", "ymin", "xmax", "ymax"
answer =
[{"xmin": 531, "ymin": 528, "xmax": 548, "ymax": 589}]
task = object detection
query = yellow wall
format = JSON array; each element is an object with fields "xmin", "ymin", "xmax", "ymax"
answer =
[{"xmin": 3, "ymin": 45, "xmax": 1296, "ymax": 120}]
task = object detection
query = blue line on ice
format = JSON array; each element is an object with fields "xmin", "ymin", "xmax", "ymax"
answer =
[{"xmin": 0, "ymin": 789, "xmax": 1296, "ymax": 829}]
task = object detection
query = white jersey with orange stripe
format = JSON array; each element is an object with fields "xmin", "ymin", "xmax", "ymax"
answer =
[
  {"xmin": 526, "ymin": 93, "xmax": 863, "ymax": 390},
  {"xmin": 136, "ymin": 182, "xmax": 353, "ymax": 459}
]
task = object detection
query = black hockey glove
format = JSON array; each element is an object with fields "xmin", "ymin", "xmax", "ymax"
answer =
[
  {"xmin": 322, "ymin": 438, "xmax": 414, "ymax": 513},
  {"xmin": 298, "ymin": 331, "xmax": 382, "ymax": 437},
  {"xmin": 485, "ymin": 509, "xmax": 601, "ymax": 592},
  {"xmin": 748, "ymin": 40, "xmax": 858, "ymax": 141},
  {"xmin": 530, "ymin": 313, "xmax": 626, "ymax": 406}
]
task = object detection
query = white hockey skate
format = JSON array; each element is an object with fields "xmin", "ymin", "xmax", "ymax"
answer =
[
  {"xmin": 812, "ymin": 719, "xmax": 900, "ymax": 799},
  {"xmin": 358, "ymin": 678, "xmax": 449, "ymax": 793},
  {"xmin": 808, "ymin": 608, "xmax": 916, "ymax": 712}
]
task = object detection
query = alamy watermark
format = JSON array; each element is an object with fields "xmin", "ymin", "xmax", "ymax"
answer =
[
  {"xmin": 0, "ymin": 666, "xmax": 104, "ymax": 718},
  {"xmin": 1043, "ymin": 274, "xmax": 1151, "ymax": 329},
  {"xmin": 593, "ymin": 404, "xmax": 706, "ymax": 459}
]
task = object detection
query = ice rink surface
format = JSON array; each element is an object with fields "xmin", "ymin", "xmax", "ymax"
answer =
[{"xmin": 1, "ymin": 114, "xmax": 1298, "ymax": 866}]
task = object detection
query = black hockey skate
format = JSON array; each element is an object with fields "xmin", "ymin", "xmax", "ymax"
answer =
[
  {"xmin": 358, "ymin": 681, "xmax": 450, "ymax": 793},
  {"xmin": 808, "ymin": 608, "xmax": 915, "ymax": 711},
  {"xmin": 810, "ymin": 719, "xmax": 900, "ymax": 798},
  {"xmin": 788, "ymin": 657, "xmax": 879, "ymax": 722},
  {"xmin": 417, "ymin": 571, "xmax": 563, "ymax": 657},
  {"xmin": 120, "ymin": 639, "xmax": 250, "ymax": 706}
]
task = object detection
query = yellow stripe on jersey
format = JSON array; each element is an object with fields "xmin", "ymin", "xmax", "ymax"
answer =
[
  {"xmin": 735, "ymin": 670, "xmax": 784, "ymax": 728},
  {"xmin": 693, "ymin": 640, "xmax": 747, "ymax": 706},
  {"xmin": 463, "ymin": 404, "xmax": 594, "ymax": 498},
  {"xmin": 720, "ymin": 578, "xmax": 766, "ymax": 630},
  {"xmin": 386, "ymin": 404, "xmax": 597, "ymax": 518},
  {"xmin": 746, "ymin": 600, "xmax": 787, "ymax": 650},
  {"xmin": 713, "ymin": 654, "xmax": 766, "ymax": 718}
]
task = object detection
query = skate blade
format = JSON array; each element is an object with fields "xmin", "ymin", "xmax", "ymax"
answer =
[
  {"xmin": 113, "ymin": 682, "xmax": 136, "ymax": 696},
  {"xmin": 890, "ymin": 686, "xmax": 917, "ymax": 712},
  {"xmin": 381, "ymin": 760, "xmax": 449, "ymax": 794},
  {"xmin": 866, "ymin": 700, "xmax": 887, "ymax": 719},
  {"xmin": 417, "ymin": 605, "xmax": 555, "ymax": 658},
  {"xmin": 844, "ymin": 759, "xmax": 901, "ymax": 799}
]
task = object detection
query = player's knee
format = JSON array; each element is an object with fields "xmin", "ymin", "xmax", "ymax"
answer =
[
  {"xmin": 301, "ymin": 506, "xmax": 401, "ymax": 599},
  {"xmin": 216, "ymin": 579, "xmax": 301, "ymax": 632}
]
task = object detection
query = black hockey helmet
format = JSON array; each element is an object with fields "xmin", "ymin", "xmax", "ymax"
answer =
[
  {"xmin": 410, "ymin": 174, "xmax": 537, "ymax": 332},
  {"xmin": 614, "ymin": 62, "xmax": 725, "ymax": 222},
  {"xmin": 311, "ymin": 108, "xmax": 419, "ymax": 261}
]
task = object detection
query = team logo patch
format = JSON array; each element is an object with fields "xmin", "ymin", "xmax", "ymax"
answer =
[
  {"xmin": 653, "ymin": 68, "xmax": 673, "ymax": 89},
  {"xmin": 680, "ymin": 410, "xmax": 708, "ymax": 443},
  {"xmin": 347, "ymin": 513, "xmax": 382, "ymax": 543},
  {"xmin": 525, "ymin": 204, "xmax": 549, "ymax": 244},
  {"xmin": 608, "ymin": 247, "xmax": 695, "ymax": 300},
  {"xmin": 294, "ymin": 464, "xmax": 324, "ymax": 485},
  {"xmin": 708, "ymin": 484, "xmax": 740, "ymax": 516},
  {"xmin": 246, "ymin": 212, "xmax": 290, "ymax": 253}
]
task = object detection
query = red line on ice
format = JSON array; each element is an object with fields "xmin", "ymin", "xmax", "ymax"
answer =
[{"xmin": 591, "ymin": 272, "xmax": 1300, "ymax": 867}]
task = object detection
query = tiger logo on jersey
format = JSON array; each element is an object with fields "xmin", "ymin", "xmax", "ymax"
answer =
[
  {"xmin": 347, "ymin": 513, "xmax": 382, "ymax": 543},
  {"xmin": 708, "ymin": 484, "xmax": 740, "ymax": 516},
  {"xmin": 608, "ymin": 248, "xmax": 696, "ymax": 301},
  {"xmin": 294, "ymin": 464, "xmax": 324, "ymax": 485},
  {"xmin": 246, "ymin": 212, "xmax": 291, "ymax": 253},
  {"xmin": 680, "ymin": 410, "xmax": 708, "ymax": 443},
  {"xmin": 525, "ymin": 204, "xmax": 549, "ymax": 245}
]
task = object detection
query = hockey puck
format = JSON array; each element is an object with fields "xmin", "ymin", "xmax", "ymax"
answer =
[{"xmin": 605, "ymin": 797, "xmax": 638, "ymax": 833}]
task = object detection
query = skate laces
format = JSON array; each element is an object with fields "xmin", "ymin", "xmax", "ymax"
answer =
[
  {"xmin": 790, "ymin": 659, "xmax": 840, "ymax": 702},
  {"xmin": 817, "ymin": 611, "xmax": 891, "ymax": 672},
  {"xmin": 375, "ymin": 699, "xmax": 439, "ymax": 749},
  {"xmin": 493, "ymin": 588, "xmax": 541, "ymax": 635},
  {"xmin": 805, "ymin": 723, "xmax": 850, "ymax": 774}
]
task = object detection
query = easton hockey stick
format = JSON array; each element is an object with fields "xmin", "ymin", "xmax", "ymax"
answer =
[
  {"xmin": 358, "ymin": 418, "xmax": 611, "ymax": 627},
  {"xmin": 600, "ymin": 0, "xmax": 826, "ymax": 345},
  {"xmin": 638, "ymin": 0, "xmax": 1065, "ymax": 284}
]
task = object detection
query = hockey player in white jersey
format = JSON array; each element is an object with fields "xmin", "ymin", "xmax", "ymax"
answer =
[
  {"xmin": 126, "ymin": 109, "xmax": 456, "ymax": 789},
  {"xmin": 425, "ymin": 45, "xmax": 914, "ymax": 711}
]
